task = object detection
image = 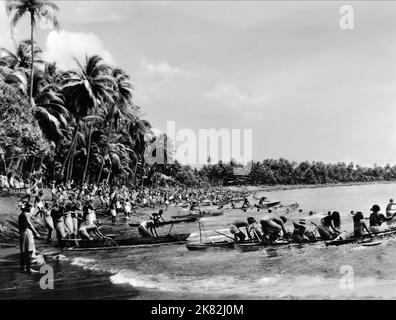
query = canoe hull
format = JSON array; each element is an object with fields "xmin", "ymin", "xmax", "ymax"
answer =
[
  {"xmin": 325, "ymin": 228, "xmax": 396, "ymax": 246},
  {"xmin": 129, "ymin": 217, "xmax": 197, "ymax": 228},
  {"xmin": 171, "ymin": 210, "xmax": 223, "ymax": 219},
  {"xmin": 256, "ymin": 200, "xmax": 281, "ymax": 209},
  {"xmin": 60, "ymin": 233, "xmax": 191, "ymax": 249}
]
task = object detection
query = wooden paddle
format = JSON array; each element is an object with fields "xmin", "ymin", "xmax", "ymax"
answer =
[{"xmin": 213, "ymin": 230, "xmax": 236, "ymax": 241}]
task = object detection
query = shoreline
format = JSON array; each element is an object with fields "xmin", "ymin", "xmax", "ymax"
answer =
[
  {"xmin": 227, "ymin": 180, "xmax": 396, "ymax": 193},
  {"xmin": 0, "ymin": 247, "xmax": 139, "ymax": 300}
]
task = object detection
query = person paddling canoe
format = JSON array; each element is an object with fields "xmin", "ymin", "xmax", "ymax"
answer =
[
  {"xmin": 353, "ymin": 212, "xmax": 371, "ymax": 237},
  {"xmin": 292, "ymin": 219, "xmax": 316, "ymax": 243},
  {"xmin": 150, "ymin": 209, "xmax": 165, "ymax": 226},
  {"xmin": 260, "ymin": 216, "xmax": 288, "ymax": 242},
  {"xmin": 79, "ymin": 221, "xmax": 105, "ymax": 240},
  {"xmin": 386, "ymin": 199, "xmax": 396, "ymax": 216},
  {"xmin": 369, "ymin": 204, "xmax": 396, "ymax": 232},
  {"xmin": 317, "ymin": 211, "xmax": 340, "ymax": 240},
  {"xmin": 254, "ymin": 197, "xmax": 266, "ymax": 211},
  {"xmin": 230, "ymin": 220, "xmax": 249, "ymax": 242},
  {"xmin": 247, "ymin": 217, "xmax": 262, "ymax": 240},
  {"xmin": 138, "ymin": 220, "xmax": 157, "ymax": 238}
]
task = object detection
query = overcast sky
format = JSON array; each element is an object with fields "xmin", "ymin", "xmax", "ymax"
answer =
[{"xmin": 2, "ymin": 1, "xmax": 396, "ymax": 166}]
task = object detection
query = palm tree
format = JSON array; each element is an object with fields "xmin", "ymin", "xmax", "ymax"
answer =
[
  {"xmin": 0, "ymin": 39, "xmax": 42, "ymax": 95},
  {"xmin": 80, "ymin": 115, "xmax": 104, "ymax": 184},
  {"xmin": 95, "ymin": 67, "xmax": 135, "ymax": 183},
  {"xmin": 129, "ymin": 118, "xmax": 151, "ymax": 183},
  {"xmin": 33, "ymin": 62, "xmax": 72, "ymax": 144},
  {"xmin": 60, "ymin": 55, "xmax": 116, "ymax": 181},
  {"xmin": 6, "ymin": 0, "xmax": 60, "ymax": 104},
  {"xmin": 0, "ymin": 39, "xmax": 43, "ymax": 70}
]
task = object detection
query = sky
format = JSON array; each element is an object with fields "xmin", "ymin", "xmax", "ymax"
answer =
[{"xmin": 1, "ymin": 1, "xmax": 396, "ymax": 166}]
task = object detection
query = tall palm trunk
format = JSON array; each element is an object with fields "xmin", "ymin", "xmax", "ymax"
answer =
[
  {"xmin": 2, "ymin": 156, "xmax": 7, "ymax": 175},
  {"xmin": 61, "ymin": 120, "xmax": 79, "ymax": 180},
  {"xmin": 82, "ymin": 123, "xmax": 93, "ymax": 184},
  {"xmin": 29, "ymin": 11, "xmax": 34, "ymax": 105},
  {"xmin": 132, "ymin": 159, "xmax": 138, "ymax": 184},
  {"xmin": 8, "ymin": 157, "xmax": 13, "ymax": 174},
  {"xmin": 96, "ymin": 162, "xmax": 104, "ymax": 185},
  {"xmin": 97, "ymin": 118, "xmax": 112, "ymax": 184},
  {"xmin": 29, "ymin": 156, "xmax": 35, "ymax": 177},
  {"xmin": 38, "ymin": 155, "xmax": 44, "ymax": 173},
  {"xmin": 53, "ymin": 158, "xmax": 56, "ymax": 181},
  {"xmin": 68, "ymin": 140, "xmax": 77, "ymax": 182}
]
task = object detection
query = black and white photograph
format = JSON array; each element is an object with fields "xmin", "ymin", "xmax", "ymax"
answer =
[{"xmin": 1, "ymin": 0, "xmax": 396, "ymax": 307}]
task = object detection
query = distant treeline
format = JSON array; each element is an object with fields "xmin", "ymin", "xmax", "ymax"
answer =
[{"xmin": 158, "ymin": 159, "xmax": 396, "ymax": 187}]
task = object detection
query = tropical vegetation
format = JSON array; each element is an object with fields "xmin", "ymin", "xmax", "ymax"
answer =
[{"xmin": 1, "ymin": 1, "xmax": 395, "ymax": 188}]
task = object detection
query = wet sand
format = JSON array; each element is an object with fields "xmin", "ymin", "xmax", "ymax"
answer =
[
  {"xmin": 0, "ymin": 195, "xmax": 145, "ymax": 300},
  {"xmin": 0, "ymin": 246, "xmax": 140, "ymax": 300}
]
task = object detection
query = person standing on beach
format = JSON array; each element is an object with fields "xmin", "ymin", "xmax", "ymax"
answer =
[
  {"xmin": 124, "ymin": 198, "xmax": 132, "ymax": 220},
  {"xmin": 18, "ymin": 203, "xmax": 40, "ymax": 274},
  {"xmin": 34, "ymin": 202, "xmax": 54, "ymax": 242},
  {"xmin": 51, "ymin": 201, "xmax": 67, "ymax": 243},
  {"xmin": 241, "ymin": 197, "xmax": 250, "ymax": 209},
  {"xmin": 110, "ymin": 198, "xmax": 117, "ymax": 224}
]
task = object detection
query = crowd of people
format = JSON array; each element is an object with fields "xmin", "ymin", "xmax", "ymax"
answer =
[
  {"xmin": 15, "ymin": 174, "xmax": 396, "ymax": 274},
  {"xmin": 15, "ymin": 178, "xmax": 252, "ymax": 273}
]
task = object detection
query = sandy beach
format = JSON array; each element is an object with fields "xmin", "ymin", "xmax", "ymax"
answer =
[
  {"xmin": 1, "ymin": 180, "xmax": 395, "ymax": 300},
  {"xmin": 0, "ymin": 193, "xmax": 151, "ymax": 300}
]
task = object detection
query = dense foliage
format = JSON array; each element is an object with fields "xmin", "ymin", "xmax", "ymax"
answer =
[{"xmin": 197, "ymin": 159, "xmax": 396, "ymax": 186}]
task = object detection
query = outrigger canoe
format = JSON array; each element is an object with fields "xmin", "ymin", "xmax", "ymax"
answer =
[
  {"xmin": 186, "ymin": 239, "xmax": 297, "ymax": 251},
  {"xmin": 171, "ymin": 210, "xmax": 223, "ymax": 219},
  {"xmin": 60, "ymin": 233, "xmax": 191, "ymax": 250},
  {"xmin": 128, "ymin": 216, "xmax": 197, "ymax": 228},
  {"xmin": 186, "ymin": 228, "xmax": 396, "ymax": 251},
  {"xmin": 234, "ymin": 240, "xmax": 302, "ymax": 251},
  {"xmin": 235, "ymin": 228, "xmax": 396, "ymax": 250},
  {"xmin": 325, "ymin": 228, "xmax": 396, "ymax": 246},
  {"xmin": 254, "ymin": 200, "xmax": 281, "ymax": 209}
]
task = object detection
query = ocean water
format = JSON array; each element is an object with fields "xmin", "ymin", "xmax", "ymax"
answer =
[{"xmin": 56, "ymin": 183, "xmax": 396, "ymax": 299}]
